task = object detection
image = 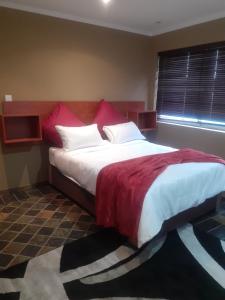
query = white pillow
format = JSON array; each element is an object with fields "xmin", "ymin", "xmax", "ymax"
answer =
[
  {"xmin": 103, "ymin": 121, "xmax": 145, "ymax": 144},
  {"xmin": 55, "ymin": 124, "xmax": 105, "ymax": 151}
]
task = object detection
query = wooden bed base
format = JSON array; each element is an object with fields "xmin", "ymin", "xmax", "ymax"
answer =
[
  {"xmin": 49, "ymin": 165, "xmax": 95, "ymax": 215},
  {"xmin": 49, "ymin": 164, "xmax": 223, "ymax": 242}
]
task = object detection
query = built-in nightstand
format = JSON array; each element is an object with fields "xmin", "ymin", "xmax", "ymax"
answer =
[{"xmin": 1, "ymin": 114, "xmax": 42, "ymax": 144}]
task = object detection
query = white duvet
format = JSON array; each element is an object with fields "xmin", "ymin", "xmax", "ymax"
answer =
[{"xmin": 50, "ymin": 140, "xmax": 225, "ymax": 247}]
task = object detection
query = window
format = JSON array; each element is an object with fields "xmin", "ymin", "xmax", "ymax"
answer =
[{"xmin": 156, "ymin": 41, "xmax": 225, "ymax": 128}]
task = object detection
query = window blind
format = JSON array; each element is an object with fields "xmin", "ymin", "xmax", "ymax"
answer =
[{"xmin": 157, "ymin": 42, "xmax": 225, "ymax": 126}]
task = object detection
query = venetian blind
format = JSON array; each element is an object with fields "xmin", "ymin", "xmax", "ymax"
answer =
[{"xmin": 157, "ymin": 42, "xmax": 225, "ymax": 125}]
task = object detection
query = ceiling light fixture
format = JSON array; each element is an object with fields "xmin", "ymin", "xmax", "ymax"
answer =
[{"xmin": 102, "ymin": 0, "xmax": 111, "ymax": 5}]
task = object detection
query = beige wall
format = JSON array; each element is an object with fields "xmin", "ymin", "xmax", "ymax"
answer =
[
  {"xmin": 150, "ymin": 18, "xmax": 225, "ymax": 157},
  {"xmin": 155, "ymin": 123, "xmax": 225, "ymax": 159},
  {"xmin": 0, "ymin": 7, "xmax": 151, "ymax": 190},
  {"xmin": 0, "ymin": 7, "xmax": 151, "ymax": 102}
]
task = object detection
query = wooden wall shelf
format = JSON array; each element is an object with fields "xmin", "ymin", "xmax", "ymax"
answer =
[
  {"xmin": 1, "ymin": 114, "xmax": 42, "ymax": 144},
  {"xmin": 127, "ymin": 111, "xmax": 157, "ymax": 132}
]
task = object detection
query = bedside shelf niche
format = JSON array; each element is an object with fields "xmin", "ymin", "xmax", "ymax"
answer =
[
  {"xmin": 1, "ymin": 115, "xmax": 42, "ymax": 144},
  {"xmin": 127, "ymin": 111, "xmax": 157, "ymax": 132}
]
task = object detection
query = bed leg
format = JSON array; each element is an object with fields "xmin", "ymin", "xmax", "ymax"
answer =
[{"xmin": 216, "ymin": 192, "xmax": 225, "ymax": 213}]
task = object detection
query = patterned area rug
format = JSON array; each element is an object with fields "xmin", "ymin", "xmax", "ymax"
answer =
[{"xmin": 0, "ymin": 223, "xmax": 224, "ymax": 300}]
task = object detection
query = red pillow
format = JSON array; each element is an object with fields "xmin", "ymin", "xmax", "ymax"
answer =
[
  {"xmin": 42, "ymin": 103, "xmax": 84, "ymax": 147},
  {"xmin": 93, "ymin": 100, "xmax": 127, "ymax": 134}
]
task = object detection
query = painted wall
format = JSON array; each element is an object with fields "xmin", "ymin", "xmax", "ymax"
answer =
[
  {"xmin": 0, "ymin": 7, "xmax": 151, "ymax": 190},
  {"xmin": 155, "ymin": 123, "xmax": 225, "ymax": 159},
  {"xmin": 149, "ymin": 18, "xmax": 225, "ymax": 157}
]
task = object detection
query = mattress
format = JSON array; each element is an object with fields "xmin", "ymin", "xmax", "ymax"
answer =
[{"xmin": 49, "ymin": 140, "xmax": 225, "ymax": 247}]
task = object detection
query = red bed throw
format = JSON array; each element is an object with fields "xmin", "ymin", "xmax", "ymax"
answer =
[{"xmin": 96, "ymin": 148, "xmax": 225, "ymax": 243}]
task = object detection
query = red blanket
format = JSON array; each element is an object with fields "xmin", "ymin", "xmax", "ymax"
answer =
[{"xmin": 96, "ymin": 148, "xmax": 225, "ymax": 243}]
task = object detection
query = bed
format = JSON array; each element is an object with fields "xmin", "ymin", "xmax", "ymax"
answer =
[
  {"xmin": 3, "ymin": 100, "xmax": 224, "ymax": 247},
  {"xmin": 49, "ymin": 140, "xmax": 225, "ymax": 247}
]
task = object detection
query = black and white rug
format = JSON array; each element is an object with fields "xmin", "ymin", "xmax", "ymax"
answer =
[{"xmin": 0, "ymin": 223, "xmax": 224, "ymax": 300}]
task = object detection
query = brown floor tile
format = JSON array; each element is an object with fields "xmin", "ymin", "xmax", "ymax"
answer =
[
  {"xmin": 52, "ymin": 212, "xmax": 66, "ymax": 219},
  {"xmin": 0, "ymin": 184, "xmax": 97, "ymax": 270},
  {"xmin": 38, "ymin": 198, "xmax": 50, "ymax": 204},
  {"xmin": 209, "ymin": 225, "xmax": 225, "ymax": 240},
  {"xmin": 60, "ymin": 221, "xmax": 74, "ymax": 229},
  {"xmin": 0, "ymin": 253, "xmax": 14, "ymax": 267},
  {"xmin": 44, "ymin": 219, "xmax": 60, "ymax": 228},
  {"xmin": 58, "ymin": 206, "xmax": 72, "ymax": 213},
  {"xmin": 32, "ymin": 203, "xmax": 48, "ymax": 210},
  {"xmin": 69, "ymin": 230, "xmax": 85, "ymax": 240},
  {"xmin": 31, "ymin": 217, "xmax": 46, "ymax": 225},
  {"xmin": 27, "ymin": 189, "xmax": 43, "ymax": 198},
  {"xmin": 45, "ymin": 204, "xmax": 58, "ymax": 211},
  {"xmin": 66, "ymin": 212, "xmax": 80, "ymax": 222},
  {"xmin": 0, "ymin": 198, "xmax": 4, "ymax": 206},
  {"xmin": 213, "ymin": 214, "xmax": 225, "ymax": 225},
  {"xmin": 3, "ymin": 242, "xmax": 25, "ymax": 255},
  {"xmin": 21, "ymin": 245, "xmax": 41, "ymax": 257},
  {"xmin": 0, "ymin": 222, "xmax": 12, "ymax": 231},
  {"xmin": 17, "ymin": 215, "xmax": 34, "ymax": 224},
  {"xmin": 25, "ymin": 209, "xmax": 40, "ymax": 216},
  {"xmin": 1, "ymin": 191, "xmax": 18, "ymax": 204},
  {"xmin": 19, "ymin": 202, "xmax": 34, "ymax": 209},
  {"xmin": 1, "ymin": 207, "xmax": 15, "ymax": 213},
  {"xmin": 13, "ymin": 207, "xmax": 29, "ymax": 215},
  {"xmin": 14, "ymin": 233, "xmax": 32, "ymax": 243},
  {"xmin": 37, "ymin": 227, "xmax": 54, "ymax": 236},
  {"xmin": 0, "ymin": 212, "xmax": 9, "ymax": 221},
  {"xmin": 10, "ymin": 255, "xmax": 30, "ymax": 267},
  {"xmin": 66, "ymin": 238, "xmax": 75, "ymax": 245},
  {"xmin": 11, "ymin": 189, "xmax": 29, "ymax": 201},
  {"xmin": 9, "ymin": 223, "xmax": 26, "ymax": 232},
  {"xmin": 195, "ymin": 218, "xmax": 220, "ymax": 231},
  {"xmin": 5, "ymin": 214, "xmax": 21, "ymax": 222},
  {"xmin": 53, "ymin": 228, "xmax": 72, "ymax": 239},
  {"xmin": 38, "ymin": 210, "xmax": 54, "ymax": 219},
  {"xmin": 5, "ymin": 201, "xmax": 20, "ymax": 208},
  {"xmin": 22, "ymin": 225, "xmax": 41, "ymax": 234},
  {"xmin": 0, "ymin": 241, "xmax": 7, "ymax": 251},
  {"xmin": 30, "ymin": 234, "xmax": 48, "ymax": 246},
  {"xmin": 46, "ymin": 237, "xmax": 66, "ymax": 248},
  {"xmin": 38, "ymin": 246, "xmax": 55, "ymax": 256},
  {"xmin": 0, "ymin": 231, "xmax": 18, "ymax": 241}
]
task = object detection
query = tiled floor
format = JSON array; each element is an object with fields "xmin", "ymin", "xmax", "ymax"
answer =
[
  {"xmin": 0, "ymin": 183, "xmax": 225, "ymax": 272},
  {"xmin": 192, "ymin": 199, "xmax": 225, "ymax": 239},
  {"xmin": 0, "ymin": 183, "xmax": 98, "ymax": 271}
]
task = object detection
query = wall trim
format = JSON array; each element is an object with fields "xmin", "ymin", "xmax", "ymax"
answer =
[
  {"xmin": 151, "ymin": 11, "xmax": 225, "ymax": 36},
  {"xmin": 0, "ymin": 1, "xmax": 225, "ymax": 37},
  {"xmin": 0, "ymin": 0, "xmax": 151, "ymax": 36}
]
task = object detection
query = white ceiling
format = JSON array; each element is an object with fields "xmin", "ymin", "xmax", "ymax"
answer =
[{"xmin": 0, "ymin": 0, "xmax": 225, "ymax": 36}]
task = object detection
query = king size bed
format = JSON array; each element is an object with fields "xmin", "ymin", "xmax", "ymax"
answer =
[
  {"xmin": 3, "ymin": 99, "xmax": 225, "ymax": 248},
  {"xmin": 49, "ymin": 139, "xmax": 225, "ymax": 247}
]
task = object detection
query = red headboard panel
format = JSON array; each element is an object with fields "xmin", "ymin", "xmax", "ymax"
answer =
[{"xmin": 3, "ymin": 101, "xmax": 145, "ymax": 123}]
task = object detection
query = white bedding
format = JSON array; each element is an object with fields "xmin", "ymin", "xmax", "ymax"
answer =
[{"xmin": 49, "ymin": 140, "xmax": 225, "ymax": 247}]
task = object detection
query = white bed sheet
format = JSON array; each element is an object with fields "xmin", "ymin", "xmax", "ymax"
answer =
[{"xmin": 49, "ymin": 140, "xmax": 225, "ymax": 247}]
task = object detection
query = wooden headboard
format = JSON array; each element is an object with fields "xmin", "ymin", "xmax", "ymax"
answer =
[{"xmin": 2, "ymin": 101, "xmax": 145, "ymax": 123}]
